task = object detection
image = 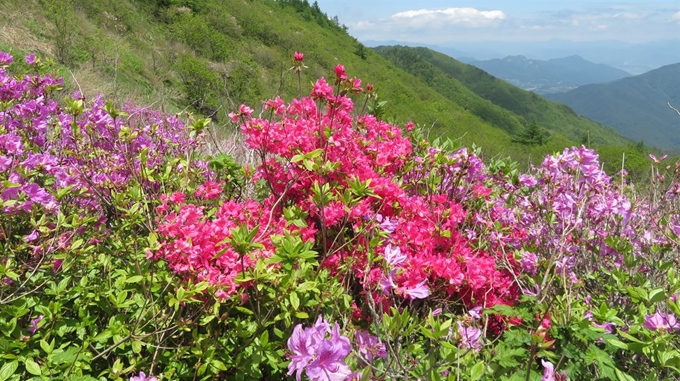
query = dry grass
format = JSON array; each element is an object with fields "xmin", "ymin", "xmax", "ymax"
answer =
[{"xmin": 0, "ymin": 1, "xmax": 54, "ymax": 56}]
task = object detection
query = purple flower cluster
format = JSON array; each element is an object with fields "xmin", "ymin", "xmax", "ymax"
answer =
[
  {"xmin": 288, "ymin": 316, "xmax": 353, "ymax": 381},
  {"xmin": 0, "ymin": 51, "xmax": 209, "ymax": 245},
  {"xmin": 409, "ymin": 144, "xmax": 670, "ymax": 289}
]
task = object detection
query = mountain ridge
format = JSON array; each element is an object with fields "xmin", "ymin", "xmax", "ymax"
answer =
[
  {"xmin": 547, "ymin": 62, "xmax": 680, "ymax": 150},
  {"xmin": 459, "ymin": 54, "xmax": 630, "ymax": 94}
]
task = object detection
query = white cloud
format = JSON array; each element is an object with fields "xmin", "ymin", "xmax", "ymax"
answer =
[
  {"xmin": 390, "ymin": 7, "xmax": 507, "ymax": 28},
  {"xmin": 672, "ymin": 11, "xmax": 680, "ymax": 22}
]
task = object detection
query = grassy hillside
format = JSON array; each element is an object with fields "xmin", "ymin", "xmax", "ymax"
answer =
[
  {"xmin": 0, "ymin": 0, "xmax": 629, "ymax": 163},
  {"xmin": 373, "ymin": 46, "xmax": 630, "ymax": 147},
  {"xmin": 548, "ymin": 63, "xmax": 680, "ymax": 150}
]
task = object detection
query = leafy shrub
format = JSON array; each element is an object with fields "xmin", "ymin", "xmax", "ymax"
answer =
[{"xmin": 1, "ymin": 52, "xmax": 679, "ymax": 381}]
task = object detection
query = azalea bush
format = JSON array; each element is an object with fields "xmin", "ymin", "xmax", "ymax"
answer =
[{"xmin": 1, "ymin": 50, "xmax": 679, "ymax": 381}]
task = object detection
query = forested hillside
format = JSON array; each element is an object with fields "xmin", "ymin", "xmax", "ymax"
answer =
[
  {"xmin": 373, "ymin": 46, "xmax": 629, "ymax": 147},
  {"xmin": 0, "ymin": 0, "xmax": 635, "ymax": 164}
]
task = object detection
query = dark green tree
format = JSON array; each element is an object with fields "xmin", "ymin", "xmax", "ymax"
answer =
[{"xmin": 512, "ymin": 121, "xmax": 549, "ymax": 146}]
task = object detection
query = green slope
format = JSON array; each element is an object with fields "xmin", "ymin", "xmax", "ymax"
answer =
[
  {"xmin": 374, "ymin": 46, "xmax": 629, "ymax": 147},
  {"xmin": 547, "ymin": 63, "xmax": 680, "ymax": 150},
  {"xmin": 0, "ymin": 0, "xmax": 629, "ymax": 162}
]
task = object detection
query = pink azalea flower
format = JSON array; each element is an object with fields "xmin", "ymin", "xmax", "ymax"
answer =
[{"xmin": 334, "ymin": 64, "xmax": 347, "ymax": 80}]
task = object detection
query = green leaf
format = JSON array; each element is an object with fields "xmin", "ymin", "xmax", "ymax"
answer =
[
  {"xmin": 290, "ymin": 291, "xmax": 300, "ymax": 310},
  {"xmin": 614, "ymin": 368, "xmax": 636, "ymax": 381},
  {"xmin": 260, "ymin": 330, "xmax": 269, "ymax": 347},
  {"xmin": 24, "ymin": 358, "xmax": 41, "ymax": 376},
  {"xmin": 39, "ymin": 339, "xmax": 53, "ymax": 355},
  {"xmin": 470, "ymin": 361, "xmax": 485, "ymax": 381},
  {"xmin": 618, "ymin": 330, "xmax": 648, "ymax": 345},
  {"xmin": 125, "ymin": 276, "xmax": 143, "ymax": 284},
  {"xmin": 649, "ymin": 288, "xmax": 666, "ymax": 304},
  {"xmin": 211, "ymin": 359, "xmax": 228, "ymax": 371},
  {"xmin": 606, "ymin": 338, "xmax": 628, "ymax": 350},
  {"xmin": 0, "ymin": 361, "xmax": 18, "ymax": 381}
]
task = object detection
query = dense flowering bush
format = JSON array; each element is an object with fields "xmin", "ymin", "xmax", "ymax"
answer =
[{"xmin": 2, "ymin": 51, "xmax": 679, "ymax": 380}]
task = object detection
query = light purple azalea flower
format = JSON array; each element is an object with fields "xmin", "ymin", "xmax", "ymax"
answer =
[
  {"xmin": 469, "ymin": 306, "xmax": 482, "ymax": 320},
  {"xmin": 0, "ymin": 51, "xmax": 13, "ymax": 65},
  {"xmin": 541, "ymin": 359, "xmax": 555, "ymax": 381},
  {"xmin": 593, "ymin": 321, "xmax": 616, "ymax": 334},
  {"xmin": 520, "ymin": 251, "xmax": 538, "ymax": 275},
  {"xmin": 383, "ymin": 244, "xmax": 406, "ymax": 267},
  {"xmin": 456, "ymin": 321, "xmax": 482, "ymax": 350},
  {"xmin": 380, "ymin": 269, "xmax": 397, "ymax": 294},
  {"xmin": 376, "ymin": 214, "xmax": 398, "ymax": 233},
  {"xmin": 642, "ymin": 311, "xmax": 679, "ymax": 332},
  {"xmin": 355, "ymin": 330, "xmax": 387, "ymax": 364},
  {"xmin": 305, "ymin": 323, "xmax": 352, "ymax": 381},
  {"xmin": 24, "ymin": 230, "xmax": 39, "ymax": 242},
  {"xmin": 287, "ymin": 317, "xmax": 353, "ymax": 381},
  {"xmin": 401, "ymin": 279, "xmax": 430, "ymax": 300},
  {"xmin": 287, "ymin": 324, "xmax": 315, "ymax": 381},
  {"xmin": 0, "ymin": 156, "xmax": 11, "ymax": 171},
  {"xmin": 130, "ymin": 372, "xmax": 158, "ymax": 381},
  {"xmin": 27, "ymin": 315, "xmax": 43, "ymax": 334}
]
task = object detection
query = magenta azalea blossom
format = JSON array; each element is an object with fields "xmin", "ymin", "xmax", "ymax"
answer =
[
  {"xmin": 0, "ymin": 51, "xmax": 13, "ymax": 65},
  {"xmin": 25, "ymin": 53, "xmax": 36, "ymax": 66}
]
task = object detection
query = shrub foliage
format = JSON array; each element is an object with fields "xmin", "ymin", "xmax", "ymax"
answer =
[{"xmin": 1, "ymin": 52, "xmax": 679, "ymax": 381}]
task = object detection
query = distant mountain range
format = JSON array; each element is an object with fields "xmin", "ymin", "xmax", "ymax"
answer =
[
  {"xmin": 547, "ymin": 63, "xmax": 680, "ymax": 149},
  {"xmin": 372, "ymin": 46, "xmax": 628, "ymax": 147},
  {"xmin": 363, "ymin": 39, "xmax": 680, "ymax": 75},
  {"xmin": 459, "ymin": 55, "xmax": 630, "ymax": 94}
]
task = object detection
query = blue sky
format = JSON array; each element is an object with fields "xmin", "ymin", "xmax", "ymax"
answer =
[{"xmin": 313, "ymin": 1, "xmax": 680, "ymax": 43}]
